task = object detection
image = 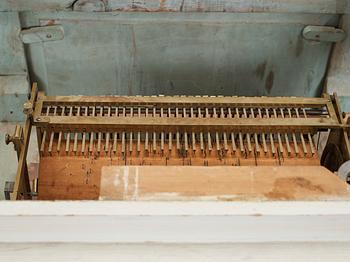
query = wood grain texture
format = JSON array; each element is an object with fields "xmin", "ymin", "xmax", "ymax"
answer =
[
  {"xmin": 100, "ymin": 166, "xmax": 350, "ymax": 201},
  {"xmin": 38, "ymin": 153, "xmax": 348, "ymax": 201}
]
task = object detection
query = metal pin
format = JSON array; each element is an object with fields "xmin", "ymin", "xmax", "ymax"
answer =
[
  {"xmin": 300, "ymin": 133, "xmax": 308, "ymax": 156},
  {"xmin": 105, "ymin": 107, "xmax": 111, "ymax": 153},
  {"xmin": 205, "ymin": 108, "xmax": 210, "ymax": 118},
  {"xmin": 40, "ymin": 106, "xmax": 51, "ymax": 154},
  {"xmin": 176, "ymin": 108, "xmax": 180, "ymax": 151},
  {"xmin": 280, "ymin": 109, "xmax": 291, "ymax": 156},
  {"xmin": 161, "ymin": 132, "xmax": 165, "ymax": 152},
  {"xmin": 182, "ymin": 109, "xmax": 188, "ymax": 152},
  {"xmin": 97, "ymin": 107, "xmax": 103, "ymax": 154},
  {"xmin": 243, "ymin": 108, "xmax": 252, "ymax": 153},
  {"xmin": 273, "ymin": 108, "xmax": 283, "ymax": 155},
  {"xmin": 184, "ymin": 132, "xmax": 188, "ymax": 152},
  {"xmin": 200, "ymin": 132, "xmax": 204, "ymax": 151},
  {"xmin": 236, "ymin": 108, "xmax": 244, "ymax": 153},
  {"xmin": 65, "ymin": 106, "xmax": 73, "ymax": 154},
  {"xmin": 153, "ymin": 132, "xmax": 157, "ymax": 153},
  {"xmin": 258, "ymin": 108, "xmax": 268, "ymax": 154},
  {"xmin": 228, "ymin": 108, "xmax": 232, "ymax": 118},
  {"xmin": 81, "ymin": 107, "xmax": 88, "ymax": 154},
  {"xmin": 145, "ymin": 132, "xmax": 149, "ymax": 152},
  {"xmin": 215, "ymin": 132, "xmax": 220, "ymax": 152},
  {"xmin": 190, "ymin": 108, "xmax": 196, "ymax": 151},
  {"xmin": 129, "ymin": 132, "xmax": 133, "ymax": 154},
  {"xmin": 144, "ymin": 108, "xmax": 149, "ymax": 152},
  {"xmin": 121, "ymin": 131, "xmax": 126, "ymax": 155},
  {"xmin": 227, "ymin": 109, "xmax": 236, "ymax": 153},
  {"xmin": 250, "ymin": 108, "xmax": 260, "ymax": 153},
  {"xmin": 48, "ymin": 106, "xmax": 57, "ymax": 155},
  {"xmin": 57, "ymin": 106, "xmax": 65, "ymax": 153},
  {"xmin": 198, "ymin": 108, "xmax": 204, "ymax": 152},
  {"xmin": 113, "ymin": 132, "xmax": 117, "ymax": 154},
  {"xmin": 213, "ymin": 107, "xmax": 217, "ymax": 118},
  {"xmin": 212, "ymin": 108, "xmax": 220, "ymax": 152},
  {"xmin": 302, "ymin": 109, "xmax": 316, "ymax": 155},
  {"xmin": 160, "ymin": 108, "xmax": 165, "ymax": 152},
  {"xmin": 223, "ymin": 131, "xmax": 228, "ymax": 151},
  {"xmin": 288, "ymin": 108, "xmax": 299, "ymax": 155},
  {"xmin": 112, "ymin": 108, "xmax": 117, "ymax": 154},
  {"xmin": 176, "ymin": 132, "xmax": 180, "ymax": 151},
  {"xmin": 137, "ymin": 131, "xmax": 141, "ymax": 153},
  {"xmin": 231, "ymin": 132, "xmax": 237, "ymax": 153},
  {"xmin": 220, "ymin": 108, "xmax": 225, "ymax": 118},
  {"xmin": 168, "ymin": 108, "xmax": 173, "ymax": 151},
  {"xmin": 73, "ymin": 106, "xmax": 80, "ymax": 154},
  {"xmin": 89, "ymin": 107, "xmax": 95, "ymax": 153},
  {"xmin": 295, "ymin": 108, "xmax": 308, "ymax": 155},
  {"xmin": 265, "ymin": 109, "xmax": 275, "ymax": 155},
  {"xmin": 207, "ymin": 132, "xmax": 212, "ymax": 151}
]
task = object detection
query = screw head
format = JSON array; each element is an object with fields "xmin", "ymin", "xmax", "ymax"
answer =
[{"xmin": 5, "ymin": 134, "xmax": 11, "ymax": 145}]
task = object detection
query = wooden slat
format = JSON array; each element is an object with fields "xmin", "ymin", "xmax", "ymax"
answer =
[
  {"xmin": 34, "ymin": 115, "xmax": 339, "ymax": 130},
  {"xmin": 40, "ymin": 95, "xmax": 330, "ymax": 107},
  {"xmin": 100, "ymin": 166, "xmax": 350, "ymax": 201}
]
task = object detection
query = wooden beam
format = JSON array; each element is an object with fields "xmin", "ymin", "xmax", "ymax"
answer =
[
  {"xmin": 1, "ymin": 201, "xmax": 350, "ymax": 243},
  {"xmin": 34, "ymin": 115, "xmax": 339, "ymax": 131},
  {"xmin": 10, "ymin": 83, "xmax": 37, "ymax": 200}
]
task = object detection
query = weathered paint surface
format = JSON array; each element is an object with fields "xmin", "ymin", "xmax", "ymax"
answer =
[
  {"xmin": 0, "ymin": 12, "xmax": 27, "ymax": 75},
  {"xmin": 0, "ymin": 76, "xmax": 28, "ymax": 122},
  {"xmin": 21, "ymin": 12, "xmax": 338, "ymax": 97},
  {"xmin": 327, "ymin": 15, "xmax": 350, "ymax": 112},
  {"xmin": 1, "ymin": 0, "xmax": 349, "ymax": 14}
]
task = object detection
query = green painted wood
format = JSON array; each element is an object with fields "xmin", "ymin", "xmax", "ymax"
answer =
[
  {"xmin": 0, "ymin": 12, "xmax": 27, "ymax": 75},
  {"xmin": 1, "ymin": 0, "xmax": 349, "ymax": 14},
  {"xmin": 21, "ymin": 12, "xmax": 338, "ymax": 98}
]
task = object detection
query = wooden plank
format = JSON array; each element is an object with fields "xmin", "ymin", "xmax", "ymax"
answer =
[
  {"xmin": 41, "ymin": 95, "xmax": 330, "ymax": 106},
  {"xmin": 39, "ymin": 160, "xmax": 350, "ymax": 200},
  {"xmin": 100, "ymin": 166, "xmax": 350, "ymax": 201},
  {"xmin": 10, "ymin": 83, "xmax": 37, "ymax": 200},
  {"xmin": 35, "ymin": 115, "xmax": 339, "ymax": 130},
  {"xmin": 2, "ymin": 201, "xmax": 350, "ymax": 244}
]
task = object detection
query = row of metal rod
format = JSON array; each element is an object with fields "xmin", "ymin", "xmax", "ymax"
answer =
[
  {"xmin": 39, "ymin": 104, "xmax": 316, "ymax": 157},
  {"xmin": 40, "ymin": 128, "xmax": 316, "ymax": 157},
  {"xmin": 40, "ymin": 105, "xmax": 327, "ymax": 119}
]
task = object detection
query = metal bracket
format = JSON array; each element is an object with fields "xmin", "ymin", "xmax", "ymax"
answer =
[
  {"xmin": 20, "ymin": 25, "xmax": 64, "ymax": 44},
  {"xmin": 73, "ymin": 0, "xmax": 106, "ymax": 12},
  {"xmin": 303, "ymin": 26, "xmax": 346, "ymax": 43}
]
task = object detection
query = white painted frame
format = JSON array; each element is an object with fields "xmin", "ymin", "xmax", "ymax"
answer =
[{"xmin": 0, "ymin": 201, "xmax": 350, "ymax": 243}]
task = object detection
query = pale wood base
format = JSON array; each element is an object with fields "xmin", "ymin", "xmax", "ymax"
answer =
[{"xmin": 38, "ymin": 157, "xmax": 350, "ymax": 200}]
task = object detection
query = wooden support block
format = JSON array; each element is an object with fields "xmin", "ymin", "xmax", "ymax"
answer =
[{"xmin": 100, "ymin": 166, "xmax": 350, "ymax": 201}]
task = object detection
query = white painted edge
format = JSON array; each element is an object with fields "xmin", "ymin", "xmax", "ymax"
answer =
[
  {"xmin": 1, "ymin": 201, "xmax": 350, "ymax": 243},
  {"xmin": 1, "ymin": 201, "xmax": 350, "ymax": 216}
]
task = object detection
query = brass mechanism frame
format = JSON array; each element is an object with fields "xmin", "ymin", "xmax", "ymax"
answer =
[{"xmin": 6, "ymin": 83, "xmax": 350, "ymax": 200}]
